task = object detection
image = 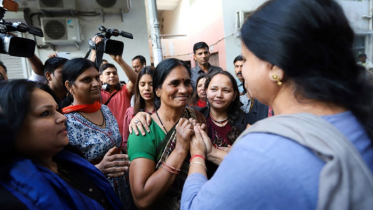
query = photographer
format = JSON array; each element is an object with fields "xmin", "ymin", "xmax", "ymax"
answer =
[{"xmin": 90, "ymin": 35, "xmax": 137, "ymax": 145}]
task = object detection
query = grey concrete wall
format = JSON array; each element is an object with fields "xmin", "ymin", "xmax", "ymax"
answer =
[{"xmin": 221, "ymin": 0, "xmax": 266, "ymax": 75}]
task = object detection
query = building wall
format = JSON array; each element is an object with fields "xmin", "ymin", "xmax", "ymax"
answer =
[
  {"xmin": 5, "ymin": 0, "xmax": 150, "ymax": 81},
  {"xmin": 222, "ymin": 0, "xmax": 373, "ymax": 74},
  {"xmin": 157, "ymin": 0, "xmax": 227, "ymax": 70},
  {"xmin": 338, "ymin": 0, "xmax": 373, "ymax": 61},
  {"xmin": 221, "ymin": 0, "xmax": 266, "ymax": 75}
]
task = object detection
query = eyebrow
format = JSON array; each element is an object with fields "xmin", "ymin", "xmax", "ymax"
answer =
[
  {"xmin": 36, "ymin": 104, "xmax": 56, "ymax": 110},
  {"xmin": 210, "ymin": 85, "xmax": 232, "ymax": 88}
]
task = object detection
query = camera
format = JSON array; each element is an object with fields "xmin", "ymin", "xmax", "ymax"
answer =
[
  {"xmin": 89, "ymin": 25, "xmax": 133, "ymax": 66},
  {"xmin": 0, "ymin": 1, "xmax": 43, "ymax": 57}
]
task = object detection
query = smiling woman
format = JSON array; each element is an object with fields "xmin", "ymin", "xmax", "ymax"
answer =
[
  {"xmin": 192, "ymin": 70, "xmax": 246, "ymax": 177},
  {"xmin": 127, "ymin": 58, "xmax": 205, "ymax": 210},
  {"xmin": 0, "ymin": 80, "xmax": 122, "ymax": 209},
  {"xmin": 60, "ymin": 58, "xmax": 131, "ymax": 209}
]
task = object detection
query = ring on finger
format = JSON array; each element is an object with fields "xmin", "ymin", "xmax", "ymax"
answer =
[{"xmin": 134, "ymin": 119, "xmax": 140, "ymax": 124}]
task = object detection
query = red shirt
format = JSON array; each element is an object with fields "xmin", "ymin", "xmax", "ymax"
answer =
[{"xmin": 101, "ymin": 85, "xmax": 132, "ymax": 143}]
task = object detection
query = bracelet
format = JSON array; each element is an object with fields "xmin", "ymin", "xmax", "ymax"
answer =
[
  {"xmin": 163, "ymin": 162, "xmax": 181, "ymax": 172},
  {"xmin": 162, "ymin": 162, "xmax": 179, "ymax": 174},
  {"xmin": 189, "ymin": 161, "xmax": 207, "ymax": 171},
  {"xmin": 189, "ymin": 154, "xmax": 205, "ymax": 163}
]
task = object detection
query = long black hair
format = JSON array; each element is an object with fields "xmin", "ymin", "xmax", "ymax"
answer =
[
  {"xmin": 0, "ymin": 80, "xmax": 59, "ymax": 178},
  {"xmin": 61, "ymin": 58, "xmax": 98, "ymax": 109},
  {"xmin": 153, "ymin": 58, "xmax": 191, "ymax": 109},
  {"xmin": 241, "ymin": 0, "xmax": 373, "ymax": 142},
  {"xmin": 205, "ymin": 70, "xmax": 244, "ymax": 142},
  {"xmin": 134, "ymin": 66, "xmax": 155, "ymax": 115}
]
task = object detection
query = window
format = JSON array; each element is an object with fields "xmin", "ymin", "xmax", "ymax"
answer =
[{"xmin": 353, "ymin": 35, "xmax": 366, "ymax": 59}]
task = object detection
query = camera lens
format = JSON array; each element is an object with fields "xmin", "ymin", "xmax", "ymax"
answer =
[{"xmin": 0, "ymin": 73, "xmax": 4, "ymax": 81}]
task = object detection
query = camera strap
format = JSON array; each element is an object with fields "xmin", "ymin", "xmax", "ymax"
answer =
[{"xmin": 104, "ymin": 91, "xmax": 118, "ymax": 106}]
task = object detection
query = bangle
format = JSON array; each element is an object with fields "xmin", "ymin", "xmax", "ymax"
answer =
[
  {"xmin": 189, "ymin": 154, "xmax": 205, "ymax": 163},
  {"xmin": 163, "ymin": 162, "xmax": 181, "ymax": 172},
  {"xmin": 162, "ymin": 162, "xmax": 180, "ymax": 174},
  {"xmin": 189, "ymin": 161, "xmax": 207, "ymax": 171}
]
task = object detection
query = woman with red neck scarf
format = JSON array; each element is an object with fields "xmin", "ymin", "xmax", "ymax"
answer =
[{"xmin": 61, "ymin": 58, "xmax": 131, "ymax": 209}]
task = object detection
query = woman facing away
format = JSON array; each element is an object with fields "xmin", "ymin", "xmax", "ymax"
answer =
[
  {"xmin": 192, "ymin": 71, "xmax": 247, "ymax": 177},
  {"xmin": 181, "ymin": 0, "xmax": 373, "ymax": 209},
  {"xmin": 0, "ymin": 80, "xmax": 122, "ymax": 210},
  {"xmin": 60, "ymin": 58, "xmax": 131, "ymax": 208},
  {"xmin": 123, "ymin": 66, "xmax": 155, "ymax": 148},
  {"xmin": 127, "ymin": 58, "xmax": 205, "ymax": 210},
  {"xmin": 189, "ymin": 75, "xmax": 207, "ymax": 108}
]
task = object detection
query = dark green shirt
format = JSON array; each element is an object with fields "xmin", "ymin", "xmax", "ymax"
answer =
[{"xmin": 128, "ymin": 119, "xmax": 166, "ymax": 161}]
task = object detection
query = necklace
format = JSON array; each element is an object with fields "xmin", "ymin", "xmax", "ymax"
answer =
[
  {"xmin": 155, "ymin": 110, "xmax": 168, "ymax": 133},
  {"xmin": 209, "ymin": 114, "xmax": 229, "ymax": 127},
  {"xmin": 210, "ymin": 114, "xmax": 228, "ymax": 123},
  {"xmin": 78, "ymin": 109, "xmax": 105, "ymax": 127}
]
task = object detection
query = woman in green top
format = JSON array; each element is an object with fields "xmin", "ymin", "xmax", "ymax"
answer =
[{"xmin": 127, "ymin": 58, "xmax": 205, "ymax": 210}]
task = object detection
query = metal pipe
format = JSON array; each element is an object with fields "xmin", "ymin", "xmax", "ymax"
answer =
[{"xmin": 147, "ymin": 0, "xmax": 163, "ymax": 66}]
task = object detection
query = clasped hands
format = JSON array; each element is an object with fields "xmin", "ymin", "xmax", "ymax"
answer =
[{"xmin": 129, "ymin": 112, "xmax": 230, "ymax": 163}]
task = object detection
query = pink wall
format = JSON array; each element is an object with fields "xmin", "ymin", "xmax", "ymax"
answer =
[{"xmin": 149, "ymin": 17, "xmax": 227, "ymax": 70}]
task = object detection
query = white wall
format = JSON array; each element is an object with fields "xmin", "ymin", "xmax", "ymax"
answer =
[
  {"xmin": 338, "ymin": 0, "xmax": 373, "ymax": 61},
  {"xmin": 221, "ymin": 0, "xmax": 266, "ymax": 75},
  {"xmin": 6, "ymin": 0, "xmax": 150, "ymax": 81},
  {"xmin": 338, "ymin": 0, "xmax": 371, "ymax": 32},
  {"xmin": 222, "ymin": 0, "xmax": 373, "ymax": 71}
]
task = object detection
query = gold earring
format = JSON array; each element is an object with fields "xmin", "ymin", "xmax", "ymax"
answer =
[{"xmin": 272, "ymin": 74, "xmax": 282, "ymax": 86}]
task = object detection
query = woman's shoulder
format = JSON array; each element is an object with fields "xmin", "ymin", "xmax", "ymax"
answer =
[
  {"xmin": 101, "ymin": 105, "xmax": 116, "ymax": 118},
  {"xmin": 125, "ymin": 106, "xmax": 135, "ymax": 115},
  {"xmin": 128, "ymin": 119, "xmax": 157, "ymax": 140}
]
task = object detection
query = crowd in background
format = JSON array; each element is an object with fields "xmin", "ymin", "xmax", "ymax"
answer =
[{"xmin": 1, "ymin": 0, "xmax": 373, "ymax": 209}]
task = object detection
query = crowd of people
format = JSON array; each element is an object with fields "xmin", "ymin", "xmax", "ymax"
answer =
[{"xmin": 1, "ymin": 0, "xmax": 373, "ymax": 209}]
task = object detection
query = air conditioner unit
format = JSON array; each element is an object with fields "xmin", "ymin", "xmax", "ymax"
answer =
[
  {"xmin": 41, "ymin": 17, "xmax": 82, "ymax": 45},
  {"xmin": 95, "ymin": 0, "xmax": 132, "ymax": 13},
  {"xmin": 236, "ymin": 10, "xmax": 252, "ymax": 30},
  {"xmin": 38, "ymin": 0, "xmax": 77, "ymax": 11}
]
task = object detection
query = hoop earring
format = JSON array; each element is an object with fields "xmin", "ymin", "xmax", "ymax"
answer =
[{"xmin": 272, "ymin": 75, "xmax": 282, "ymax": 86}]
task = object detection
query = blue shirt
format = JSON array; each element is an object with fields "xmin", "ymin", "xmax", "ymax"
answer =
[{"xmin": 181, "ymin": 111, "xmax": 373, "ymax": 210}]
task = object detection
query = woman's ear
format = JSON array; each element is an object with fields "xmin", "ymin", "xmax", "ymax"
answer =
[
  {"xmin": 155, "ymin": 88, "xmax": 161, "ymax": 97},
  {"xmin": 65, "ymin": 80, "xmax": 73, "ymax": 94},
  {"xmin": 268, "ymin": 65, "xmax": 284, "ymax": 83}
]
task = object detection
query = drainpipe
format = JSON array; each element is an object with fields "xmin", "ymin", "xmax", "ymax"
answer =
[
  {"xmin": 369, "ymin": 0, "xmax": 373, "ymax": 61},
  {"xmin": 147, "ymin": 0, "xmax": 163, "ymax": 66}
]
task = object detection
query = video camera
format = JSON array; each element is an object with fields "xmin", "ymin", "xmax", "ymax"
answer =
[
  {"xmin": 0, "ymin": 0, "xmax": 43, "ymax": 57},
  {"xmin": 89, "ymin": 25, "xmax": 133, "ymax": 67}
]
